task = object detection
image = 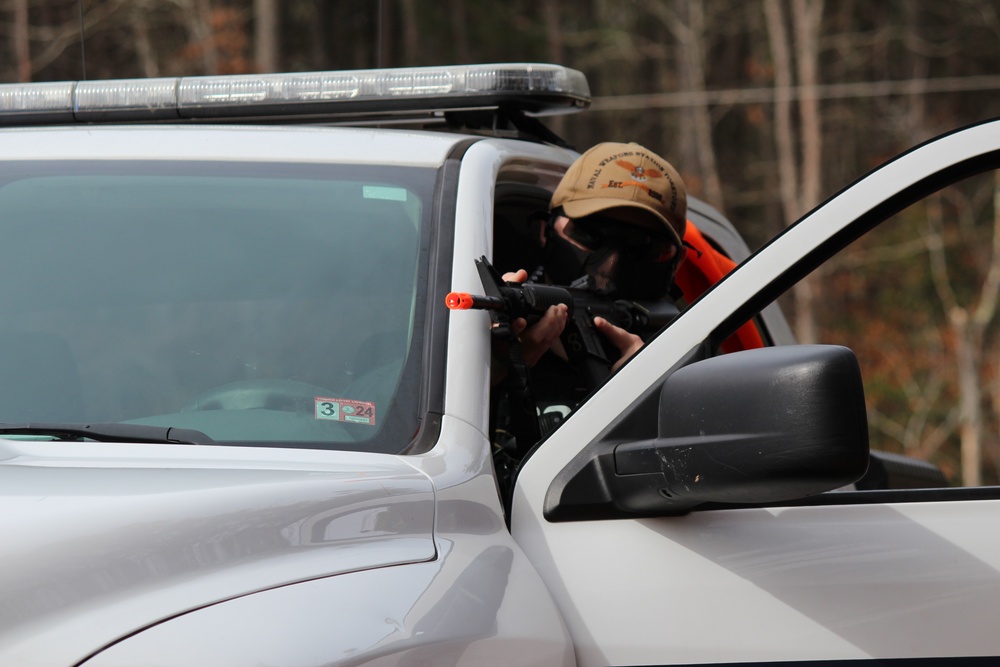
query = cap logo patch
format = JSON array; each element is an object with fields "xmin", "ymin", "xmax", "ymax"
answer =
[
  {"xmin": 600, "ymin": 158, "xmax": 667, "ymax": 205},
  {"xmin": 603, "ymin": 178, "xmax": 665, "ymax": 204},
  {"xmin": 615, "ymin": 159, "xmax": 662, "ymax": 181}
]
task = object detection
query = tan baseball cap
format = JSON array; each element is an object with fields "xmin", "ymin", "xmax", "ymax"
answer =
[{"xmin": 551, "ymin": 142, "xmax": 687, "ymax": 246}]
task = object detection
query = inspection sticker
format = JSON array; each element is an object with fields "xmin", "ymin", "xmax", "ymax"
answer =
[
  {"xmin": 315, "ymin": 397, "xmax": 376, "ymax": 426},
  {"xmin": 362, "ymin": 185, "xmax": 408, "ymax": 201}
]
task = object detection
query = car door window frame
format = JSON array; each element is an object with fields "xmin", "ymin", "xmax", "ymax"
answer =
[{"xmin": 514, "ymin": 118, "xmax": 1000, "ymax": 521}]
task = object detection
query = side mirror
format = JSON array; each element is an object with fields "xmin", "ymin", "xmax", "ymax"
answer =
[{"xmin": 544, "ymin": 345, "xmax": 870, "ymax": 520}]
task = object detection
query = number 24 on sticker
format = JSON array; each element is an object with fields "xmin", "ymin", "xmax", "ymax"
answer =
[{"xmin": 315, "ymin": 397, "xmax": 376, "ymax": 426}]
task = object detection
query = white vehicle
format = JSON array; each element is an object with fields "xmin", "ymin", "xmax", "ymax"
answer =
[{"xmin": 0, "ymin": 64, "xmax": 996, "ymax": 666}]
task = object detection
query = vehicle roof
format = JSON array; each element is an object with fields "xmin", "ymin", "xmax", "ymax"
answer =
[{"xmin": 0, "ymin": 124, "xmax": 469, "ymax": 166}]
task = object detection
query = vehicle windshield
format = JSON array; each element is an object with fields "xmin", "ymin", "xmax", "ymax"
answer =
[{"xmin": 0, "ymin": 160, "xmax": 435, "ymax": 452}]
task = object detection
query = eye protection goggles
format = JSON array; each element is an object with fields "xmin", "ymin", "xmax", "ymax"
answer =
[{"xmin": 560, "ymin": 214, "xmax": 680, "ymax": 263}]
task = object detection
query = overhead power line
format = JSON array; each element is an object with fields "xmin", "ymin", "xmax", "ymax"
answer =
[{"xmin": 590, "ymin": 75, "xmax": 1000, "ymax": 111}]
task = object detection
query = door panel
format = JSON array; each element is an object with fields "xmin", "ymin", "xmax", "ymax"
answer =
[
  {"xmin": 515, "ymin": 500, "xmax": 1000, "ymax": 665},
  {"xmin": 513, "ymin": 120, "xmax": 1000, "ymax": 665}
]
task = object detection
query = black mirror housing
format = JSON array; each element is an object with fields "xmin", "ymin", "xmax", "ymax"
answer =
[{"xmin": 544, "ymin": 345, "xmax": 870, "ymax": 521}]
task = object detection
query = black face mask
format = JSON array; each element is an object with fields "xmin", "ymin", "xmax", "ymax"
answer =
[
  {"xmin": 602, "ymin": 245, "xmax": 678, "ymax": 300},
  {"xmin": 544, "ymin": 230, "xmax": 592, "ymax": 287},
  {"xmin": 543, "ymin": 217, "xmax": 680, "ymax": 300}
]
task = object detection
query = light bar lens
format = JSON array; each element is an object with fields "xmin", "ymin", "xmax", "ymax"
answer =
[
  {"xmin": 77, "ymin": 77, "xmax": 178, "ymax": 111},
  {"xmin": 176, "ymin": 64, "xmax": 588, "ymax": 110},
  {"xmin": 0, "ymin": 81, "xmax": 75, "ymax": 120},
  {"xmin": 178, "ymin": 71, "xmax": 364, "ymax": 107},
  {"xmin": 0, "ymin": 63, "xmax": 590, "ymax": 125},
  {"xmin": 75, "ymin": 77, "xmax": 180, "ymax": 121}
]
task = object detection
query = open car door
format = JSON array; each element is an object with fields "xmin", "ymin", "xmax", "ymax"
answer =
[{"xmin": 511, "ymin": 118, "xmax": 1000, "ymax": 667}]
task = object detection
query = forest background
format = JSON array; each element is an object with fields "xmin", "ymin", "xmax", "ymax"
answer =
[{"xmin": 5, "ymin": 0, "xmax": 1000, "ymax": 485}]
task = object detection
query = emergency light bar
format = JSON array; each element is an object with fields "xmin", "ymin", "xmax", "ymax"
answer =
[{"xmin": 0, "ymin": 63, "xmax": 590, "ymax": 126}]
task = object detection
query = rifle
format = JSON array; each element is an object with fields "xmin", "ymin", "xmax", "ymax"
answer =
[{"xmin": 446, "ymin": 256, "xmax": 679, "ymax": 389}]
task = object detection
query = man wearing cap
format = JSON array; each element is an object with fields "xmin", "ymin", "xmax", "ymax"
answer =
[{"xmin": 505, "ymin": 141, "xmax": 688, "ymax": 373}]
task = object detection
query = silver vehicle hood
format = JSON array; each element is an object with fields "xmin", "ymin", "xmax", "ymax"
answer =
[{"xmin": 0, "ymin": 438, "xmax": 435, "ymax": 663}]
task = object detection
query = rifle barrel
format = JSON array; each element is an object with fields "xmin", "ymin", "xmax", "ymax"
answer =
[{"xmin": 445, "ymin": 292, "xmax": 506, "ymax": 311}]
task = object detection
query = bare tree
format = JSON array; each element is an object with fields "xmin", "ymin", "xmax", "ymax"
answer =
[
  {"xmin": 640, "ymin": 0, "xmax": 724, "ymax": 209},
  {"xmin": 793, "ymin": 0, "xmax": 822, "ymax": 214},
  {"xmin": 821, "ymin": 230, "xmax": 960, "ymax": 472},
  {"xmin": 764, "ymin": 0, "xmax": 824, "ymax": 343},
  {"xmin": 12, "ymin": 0, "xmax": 127, "ymax": 79},
  {"xmin": 254, "ymin": 0, "xmax": 279, "ymax": 72},
  {"xmin": 376, "ymin": 0, "xmax": 393, "ymax": 68},
  {"xmin": 131, "ymin": 0, "xmax": 159, "ymax": 78},
  {"xmin": 542, "ymin": 0, "xmax": 567, "ymax": 137},
  {"xmin": 174, "ymin": 0, "xmax": 219, "ymax": 74},
  {"xmin": 677, "ymin": 0, "xmax": 724, "ymax": 209},
  {"xmin": 14, "ymin": 0, "xmax": 31, "ymax": 82},
  {"xmin": 399, "ymin": 0, "xmax": 419, "ymax": 64},
  {"xmin": 924, "ymin": 174, "xmax": 1000, "ymax": 487},
  {"xmin": 449, "ymin": 0, "xmax": 470, "ymax": 63}
]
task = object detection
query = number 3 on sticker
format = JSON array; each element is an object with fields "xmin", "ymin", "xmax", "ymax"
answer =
[{"xmin": 314, "ymin": 397, "xmax": 376, "ymax": 426}]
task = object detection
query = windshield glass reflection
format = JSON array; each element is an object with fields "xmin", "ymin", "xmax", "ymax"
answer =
[{"xmin": 0, "ymin": 161, "xmax": 434, "ymax": 452}]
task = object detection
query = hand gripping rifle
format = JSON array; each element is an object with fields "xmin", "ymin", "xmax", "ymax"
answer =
[{"xmin": 446, "ymin": 256, "xmax": 679, "ymax": 446}]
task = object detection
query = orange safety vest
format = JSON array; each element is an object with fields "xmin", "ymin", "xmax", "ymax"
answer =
[{"xmin": 673, "ymin": 222, "xmax": 765, "ymax": 353}]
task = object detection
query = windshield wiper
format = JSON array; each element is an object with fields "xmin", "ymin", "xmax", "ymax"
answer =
[{"xmin": 0, "ymin": 422, "xmax": 216, "ymax": 445}]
